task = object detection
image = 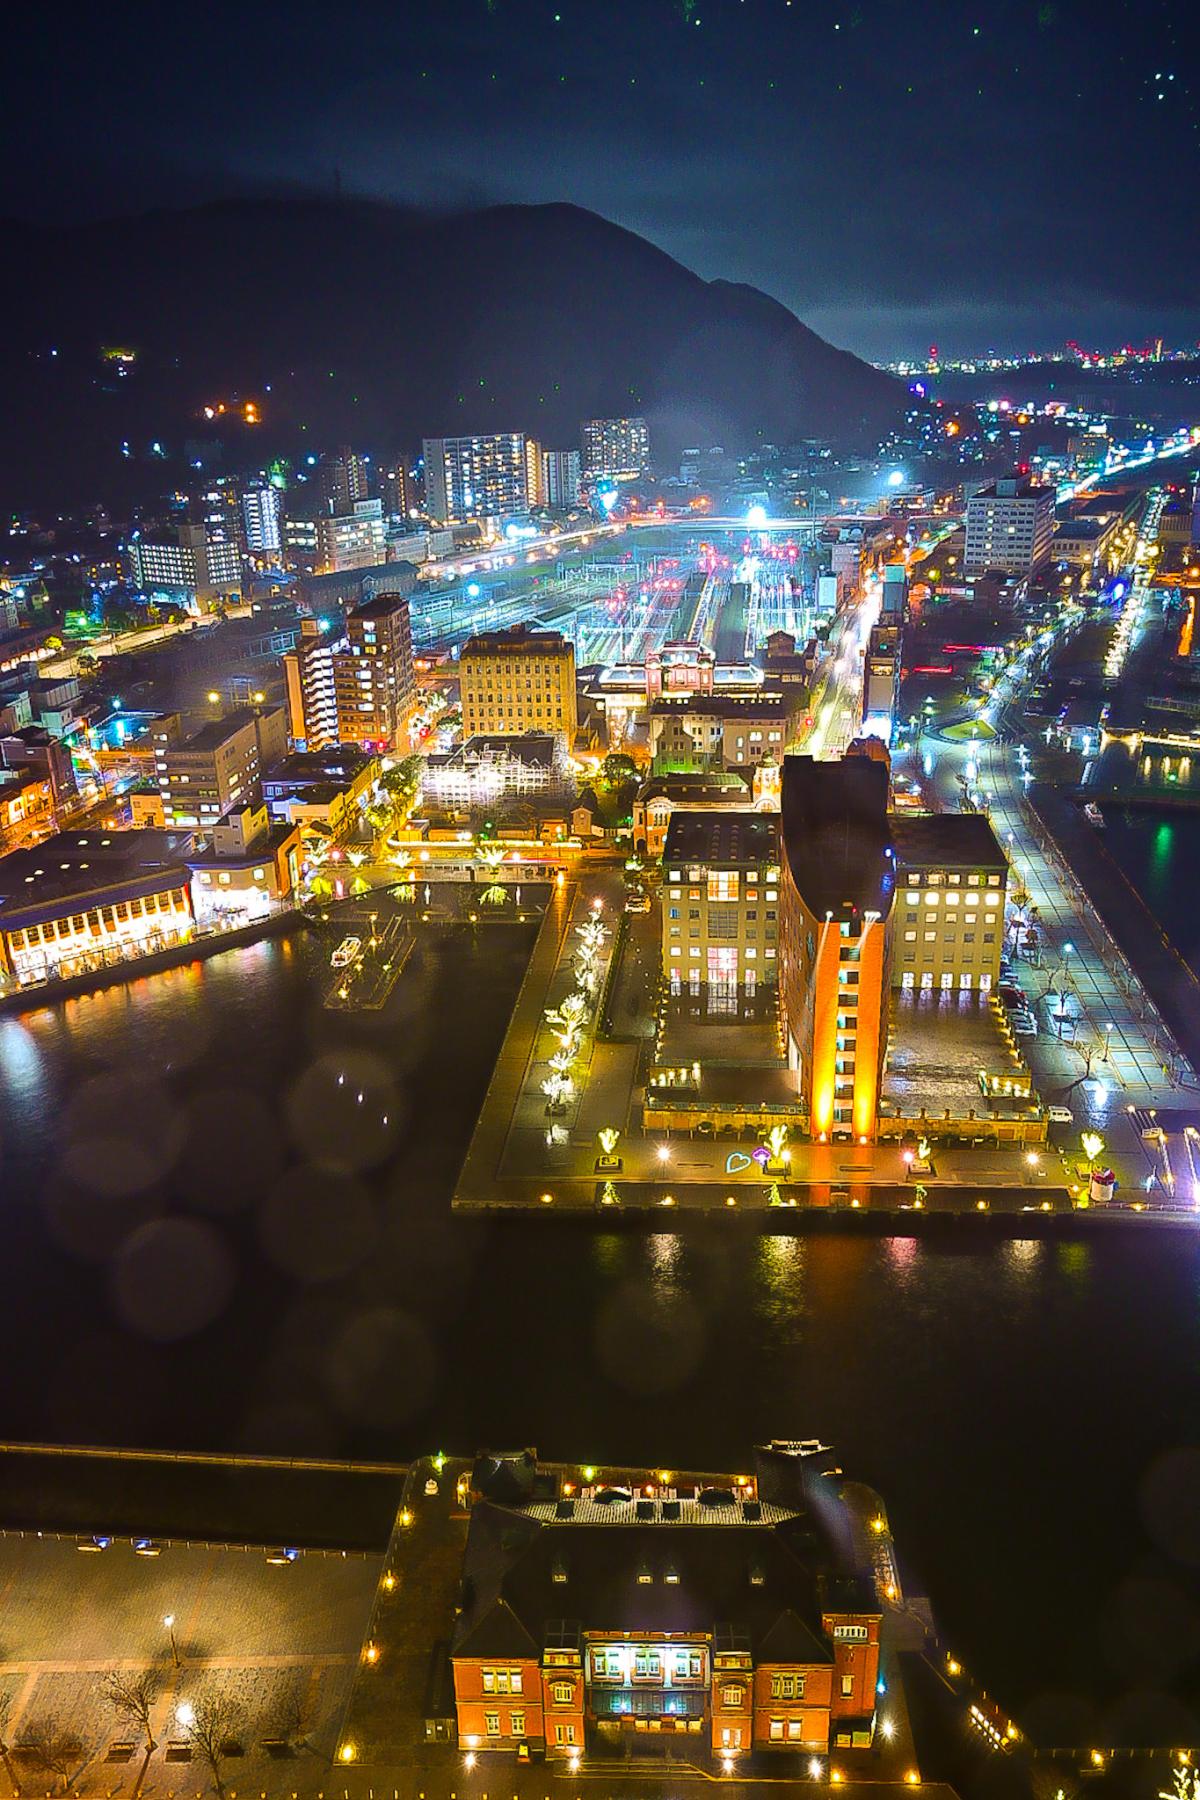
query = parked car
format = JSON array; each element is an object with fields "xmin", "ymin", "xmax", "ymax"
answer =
[
  {"xmin": 1013, "ymin": 1021, "xmax": 1038, "ymax": 1037},
  {"xmin": 1047, "ymin": 1105, "xmax": 1074, "ymax": 1125}
]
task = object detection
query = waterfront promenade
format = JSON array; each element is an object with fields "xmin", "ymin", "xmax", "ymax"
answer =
[{"xmin": 450, "ymin": 855, "xmax": 1197, "ymax": 1220}]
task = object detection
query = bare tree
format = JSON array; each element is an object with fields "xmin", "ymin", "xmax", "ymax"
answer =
[
  {"xmin": 267, "ymin": 1679, "xmax": 317, "ymax": 1758},
  {"xmin": 103, "ymin": 1670, "xmax": 161, "ymax": 1797},
  {"xmin": 184, "ymin": 1696, "xmax": 243, "ymax": 1800},
  {"xmin": 0, "ymin": 1691, "xmax": 22, "ymax": 1799},
  {"xmin": 18, "ymin": 1717, "xmax": 90, "ymax": 1796}
]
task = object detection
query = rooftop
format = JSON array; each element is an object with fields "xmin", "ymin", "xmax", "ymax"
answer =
[
  {"xmin": 264, "ymin": 747, "xmax": 375, "ymax": 789},
  {"xmin": 637, "ymin": 772, "xmax": 752, "ymax": 804},
  {"xmin": 173, "ymin": 705, "xmax": 272, "ymax": 753},
  {"xmin": 351, "ymin": 589, "xmax": 410, "ymax": 621},
  {"xmin": 891, "ymin": 812, "xmax": 1007, "ymax": 872},
  {"xmin": 780, "ymin": 756, "xmax": 893, "ymax": 921},
  {"xmin": 662, "ymin": 810, "xmax": 778, "ymax": 868},
  {"xmin": 0, "ymin": 828, "xmax": 193, "ymax": 929},
  {"xmin": 651, "ymin": 693, "xmax": 788, "ymax": 718},
  {"xmin": 462, "ymin": 623, "xmax": 573, "ymax": 655}
]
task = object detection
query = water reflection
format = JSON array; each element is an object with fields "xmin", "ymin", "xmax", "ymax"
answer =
[
  {"xmin": 752, "ymin": 1233, "xmax": 808, "ymax": 1343},
  {"xmin": 0, "ymin": 1018, "xmax": 46, "ymax": 1110},
  {"xmin": 647, "ymin": 1231, "xmax": 684, "ymax": 1288}
]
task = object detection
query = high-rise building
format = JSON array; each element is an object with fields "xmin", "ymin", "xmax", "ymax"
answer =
[
  {"xmin": 422, "ymin": 434, "xmax": 544, "ymax": 523},
  {"xmin": 964, "ymin": 475, "xmax": 1055, "ymax": 576},
  {"xmin": 282, "ymin": 508, "xmax": 319, "ymax": 575},
  {"xmin": 283, "ymin": 595, "xmax": 415, "ymax": 752},
  {"xmin": 316, "ymin": 499, "xmax": 387, "ymax": 574},
  {"xmin": 459, "ymin": 623, "xmax": 577, "ymax": 743},
  {"xmin": 581, "ymin": 416, "xmax": 650, "ymax": 480},
  {"xmin": 542, "ymin": 447, "xmax": 582, "ymax": 508},
  {"xmin": 381, "ymin": 462, "xmax": 415, "ymax": 520},
  {"xmin": 778, "ymin": 756, "xmax": 895, "ymax": 1143},
  {"xmin": 152, "ymin": 705, "xmax": 288, "ymax": 831},
  {"xmin": 282, "ymin": 621, "xmax": 338, "ymax": 751},
  {"xmin": 127, "ymin": 522, "xmax": 242, "ymax": 611},
  {"xmin": 317, "ymin": 446, "xmax": 370, "ymax": 518},
  {"xmin": 241, "ymin": 483, "xmax": 283, "ymax": 558},
  {"xmin": 331, "ymin": 592, "xmax": 416, "ymax": 751}
]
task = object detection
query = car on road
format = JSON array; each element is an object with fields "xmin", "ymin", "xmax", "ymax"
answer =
[
  {"xmin": 1012, "ymin": 1020, "xmax": 1038, "ymax": 1037},
  {"xmin": 1047, "ymin": 1105, "xmax": 1074, "ymax": 1125}
]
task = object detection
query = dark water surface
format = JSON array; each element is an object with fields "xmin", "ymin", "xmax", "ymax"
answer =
[{"xmin": 2, "ymin": 916, "xmax": 1200, "ymax": 1737}]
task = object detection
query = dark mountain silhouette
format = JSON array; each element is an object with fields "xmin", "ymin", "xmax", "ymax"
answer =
[{"xmin": 2, "ymin": 198, "xmax": 910, "ymax": 512}]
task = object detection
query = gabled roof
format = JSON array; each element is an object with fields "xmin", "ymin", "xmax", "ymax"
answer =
[
  {"xmin": 758, "ymin": 1607, "xmax": 833, "ymax": 1667},
  {"xmin": 453, "ymin": 1596, "xmax": 540, "ymax": 1662}
]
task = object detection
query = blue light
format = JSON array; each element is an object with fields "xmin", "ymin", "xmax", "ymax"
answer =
[
  {"xmin": 746, "ymin": 504, "xmax": 769, "ymax": 527},
  {"xmin": 466, "ymin": 582, "xmax": 481, "ymax": 599},
  {"xmin": 886, "ymin": 469, "xmax": 905, "ymax": 488}
]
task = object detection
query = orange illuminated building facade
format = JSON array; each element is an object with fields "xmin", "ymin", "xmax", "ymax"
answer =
[
  {"xmin": 451, "ymin": 1443, "xmax": 881, "ymax": 1765},
  {"xmin": 778, "ymin": 756, "xmax": 896, "ymax": 1142}
]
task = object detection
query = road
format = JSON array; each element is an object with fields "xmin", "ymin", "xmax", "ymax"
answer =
[{"xmin": 891, "ymin": 489, "xmax": 1200, "ymax": 1203}]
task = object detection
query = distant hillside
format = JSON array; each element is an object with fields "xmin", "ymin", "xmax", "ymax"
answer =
[{"xmin": 2, "ymin": 198, "xmax": 911, "ymax": 510}]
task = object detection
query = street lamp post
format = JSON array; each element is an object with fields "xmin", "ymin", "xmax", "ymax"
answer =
[{"xmin": 164, "ymin": 1613, "xmax": 179, "ymax": 1669}]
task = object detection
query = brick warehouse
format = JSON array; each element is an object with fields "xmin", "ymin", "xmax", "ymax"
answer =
[{"xmin": 450, "ymin": 1442, "xmax": 880, "ymax": 1763}]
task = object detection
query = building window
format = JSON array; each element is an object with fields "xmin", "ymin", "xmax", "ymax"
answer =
[
  {"xmin": 771, "ymin": 1674, "xmax": 805, "ymax": 1699},
  {"xmin": 485, "ymin": 1712, "xmax": 501, "ymax": 1736},
  {"xmin": 510, "ymin": 1710, "xmax": 525, "ymax": 1737},
  {"xmin": 769, "ymin": 1719, "xmax": 784, "ymax": 1741},
  {"xmin": 708, "ymin": 870, "xmax": 738, "ymax": 901},
  {"xmin": 721, "ymin": 1685, "xmax": 745, "ymax": 1707},
  {"xmin": 788, "ymin": 1721, "xmax": 804, "ymax": 1741},
  {"xmin": 555, "ymin": 1724, "xmax": 576, "ymax": 1746},
  {"xmin": 552, "ymin": 1682, "xmax": 573, "ymax": 1704},
  {"xmin": 841, "ymin": 1676, "xmax": 855, "ymax": 1698}
]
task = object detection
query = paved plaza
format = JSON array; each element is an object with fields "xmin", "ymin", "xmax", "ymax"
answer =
[{"xmin": 0, "ymin": 1530, "xmax": 382, "ymax": 1792}]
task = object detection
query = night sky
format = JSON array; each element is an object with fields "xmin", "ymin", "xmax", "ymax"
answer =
[{"xmin": 5, "ymin": 0, "xmax": 1199, "ymax": 358}]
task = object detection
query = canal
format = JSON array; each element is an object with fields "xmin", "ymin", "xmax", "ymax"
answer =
[{"xmin": 0, "ymin": 910, "xmax": 1199, "ymax": 1740}]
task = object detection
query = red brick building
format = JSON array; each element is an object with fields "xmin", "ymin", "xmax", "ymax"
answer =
[{"xmin": 451, "ymin": 1445, "xmax": 881, "ymax": 1766}]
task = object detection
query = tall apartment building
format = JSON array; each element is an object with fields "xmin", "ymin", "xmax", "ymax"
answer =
[
  {"xmin": 422, "ymin": 434, "xmax": 544, "ymax": 523},
  {"xmin": 890, "ymin": 815, "xmax": 1007, "ymax": 994},
  {"xmin": 331, "ymin": 592, "xmax": 416, "ymax": 751},
  {"xmin": 381, "ymin": 462, "xmax": 415, "ymax": 519},
  {"xmin": 152, "ymin": 704, "xmax": 288, "ymax": 831},
  {"xmin": 459, "ymin": 624, "xmax": 577, "ymax": 743},
  {"xmin": 661, "ymin": 812, "xmax": 780, "ymax": 997},
  {"xmin": 282, "ymin": 622, "xmax": 338, "ymax": 752},
  {"xmin": 317, "ymin": 446, "xmax": 370, "ymax": 518},
  {"xmin": 543, "ymin": 447, "xmax": 582, "ymax": 508},
  {"xmin": 127, "ymin": 523, "xmax": 242, "ymax": 610},
  {"xmin": 282, "ymin": 508, "xmax": 319, "ymax": 575},
  {"xmin": 964, "ymin": 475, "xmax": 1055, "ymax": 575},
  {"xmin": 581, "ymin": 416, "xmax": 650, "ymax": 479},
  {"xmin": 241, "ymin": 483, "xmax": 283, "ymax": 558},
  {"xmin": 282, "ymin": 594, "xmax": 415, "ymax": 753},
  {"xmin": 316, "ymin": 499, "xmax": 387, "ymax": 574}
]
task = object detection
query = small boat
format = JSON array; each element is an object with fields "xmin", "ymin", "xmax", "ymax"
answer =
[
  {"xmin": 1083, "ymin": 802, "xmax": 1105, "ymax": 828},
  {"xmin": 331, "ymin": 934, "xmax": 363, "ymax": 969}
]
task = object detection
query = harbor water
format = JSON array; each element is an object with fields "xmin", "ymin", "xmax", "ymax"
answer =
[{"xmin": 0, "ymin": 877, "xmax": 1199, "ymax": 1737}]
